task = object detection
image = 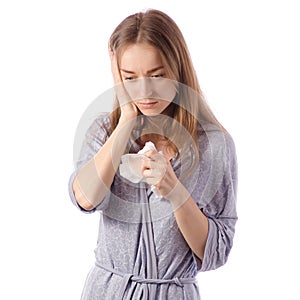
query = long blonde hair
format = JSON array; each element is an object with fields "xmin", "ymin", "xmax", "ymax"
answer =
[{"xmin": 109, "ymin": 9, "xmax": 224, "ymax": 156}]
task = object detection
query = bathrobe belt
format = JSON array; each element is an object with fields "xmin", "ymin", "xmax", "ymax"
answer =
[{"xmin": 96, "ymin": 262, "xmax": 197, "ymax": 299}]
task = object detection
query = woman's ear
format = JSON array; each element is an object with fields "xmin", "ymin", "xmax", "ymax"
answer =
[{"xmin": 108, "ymin": 47, "xmax": 114, "ymax": 60}]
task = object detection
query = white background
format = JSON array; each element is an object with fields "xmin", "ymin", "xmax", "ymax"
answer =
[{"xmin": 0, "ymin": 0, "xmax": 299, "ymax": 299}]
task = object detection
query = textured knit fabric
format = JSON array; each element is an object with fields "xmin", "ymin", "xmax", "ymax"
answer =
[{"xmin": 68, "ymin": 113, "xmax": 238, "ymax": 300}]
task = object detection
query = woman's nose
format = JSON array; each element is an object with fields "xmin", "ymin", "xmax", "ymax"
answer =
[
  {"xmin": 124, "ymin": 78, "xmax": 155, "ymax": 100},
  {"xmin": 139, "ymin": 78, "xmax": 153, "ymax": 98}
]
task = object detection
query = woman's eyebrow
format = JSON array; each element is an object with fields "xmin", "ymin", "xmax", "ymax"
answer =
[
  {"xmin": 120, "ymin": 68, "xmax": 135, "ymax": 74},
  {"xmin": 146, "ymin": 66, "xmax": 164, "ymax": 74},
  {"xmin": 120, "ymin": 66, "xmax": 164, "ymax": 74}
]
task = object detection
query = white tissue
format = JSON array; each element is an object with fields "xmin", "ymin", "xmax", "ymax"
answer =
[
  {"xmin": 119, "ymin": 153, "xmax": 146, "ymax": 183},
  {"xmin": 119, "ymin": 142, "xmax": 163, "ymax": 199},
  {"xmin": 137, "ymin": 141, "xmax": 157, "ymax": 154}
]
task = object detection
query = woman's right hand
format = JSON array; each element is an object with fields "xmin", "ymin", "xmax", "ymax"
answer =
[{"xmin": 109, "ymin": 50, "xmax": 138, "ymax": 121}]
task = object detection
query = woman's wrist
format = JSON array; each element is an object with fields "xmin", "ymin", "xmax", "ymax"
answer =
[
  {"xmin": 118, "ymin": 113, "xmax": 137, "ymax": 129},
  {"xmin": 165, "ymin": 181, "xmax": 191, "ymax": 210}
]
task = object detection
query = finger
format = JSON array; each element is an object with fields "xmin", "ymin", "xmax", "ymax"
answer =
[
  {"xmin": 109, "ymin": 48, "xmax": 114, "ymax": 60},
  {"xmin": 141, "ymin": 159, "xmax": 162, "ymax": 171},
  {"xmin": 110, "ymin": 51, "xmax": 124, "ymax": 87},
  {"xmin": 114, "ymin": 81, "xmax": 133, "ymax": 107},
  {"xmin": 111, "ymin": 63, "xmax": 122, "ymax": 84},
  {"xmin": 143, "ymin": 169, "xmax": 161, "ymax": 186},
  {"xmin": 143, "ymin": 165, "xmax": 166, "ymax": 181},
  {"xmin": 140, "ymin": 157, "xmax": 152, "ymax": 171},
  {"xmin": 143, "ymin": 151, "xmax": 167, "ymax": 164},
  {"xmin": 145, "ymin": 177, "xmax": 161, "ymax": 186},
  {"xmin": 143, "ymin": 150, "xmax": 158, "ymax": 159},
  {"xmin": 109, "ymin": 52, "xmax": 138, "ymax": 117}
]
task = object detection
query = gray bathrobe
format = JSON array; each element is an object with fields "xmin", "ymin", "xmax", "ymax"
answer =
[{"xmin": 69, "ymin": 113, "xmax": 238, "ymax": 299}]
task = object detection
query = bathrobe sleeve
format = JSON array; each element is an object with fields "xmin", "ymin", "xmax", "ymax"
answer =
[
  {"xmin": 194, "ymin": 130, "xmax": 238, "ymax": 271},
  {"xmin": 68, "ymin": 113, "xmax": 111, "ymax": 213}
]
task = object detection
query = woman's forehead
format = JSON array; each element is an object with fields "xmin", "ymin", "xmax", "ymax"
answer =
[{"xmin": 120, "ymin": 43, "xmax": 163, "ymax": 72}]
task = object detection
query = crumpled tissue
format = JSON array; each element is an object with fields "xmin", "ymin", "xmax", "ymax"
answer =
[{"xmin": 119, "ymin": 141, "xmax": 163, "ymax": 199}]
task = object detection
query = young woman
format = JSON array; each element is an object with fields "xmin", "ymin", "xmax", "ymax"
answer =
[{"xmin": 69, "ymin": 9, "xmax": 238, "ymax": 299}]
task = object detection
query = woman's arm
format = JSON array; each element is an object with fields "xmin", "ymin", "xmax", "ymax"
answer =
[
  {"xmin": 142, "ymin": 150, "xmax": 208, "ymax": 259},
  {"xmin": 72, "ymin": 116, "xmax": 136, "ymax": 211},
  {"xmin": 168, "ymin": 185, "xmax": 208, "ymax": 259},
  {"xmin": 142, "ymin": 132, "xmax": 238, "ymax": 268},
  {"xmin": 72, "ymin": 52, "xmax": 138, "ymax": 211}
]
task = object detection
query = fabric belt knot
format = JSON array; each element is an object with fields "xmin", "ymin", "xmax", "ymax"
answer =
[
  {"xmin": 173, "ymin": 277, "xmax": 184, "ymax": 287},
  {"xmin": 96, "ymin": 262, "xmax": 197, "ymax": 299}
]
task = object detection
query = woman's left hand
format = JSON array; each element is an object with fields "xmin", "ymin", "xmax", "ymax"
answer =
[{"xmin": 141, "ymin": 150, "xmax": 183, "ymax": 201}]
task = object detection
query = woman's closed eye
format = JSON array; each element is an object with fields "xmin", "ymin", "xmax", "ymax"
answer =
[
  {"xmin": 151, "ymin": 74, "xmax": 164, "ymax": 78},
  {"xmin": 123, "ymin": 75, "xmax": 137, "ymax": 81},
  {"xmin": 123, "ymin": 75, "xmax": 164, "ymax": 81}
]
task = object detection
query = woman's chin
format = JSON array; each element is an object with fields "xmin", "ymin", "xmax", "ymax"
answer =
[{"xmin": 138, "ymin": 109, "xmax": 164, "ymax": 117}]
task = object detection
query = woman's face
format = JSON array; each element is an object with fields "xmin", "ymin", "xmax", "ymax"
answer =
[{"xmin": 119, "ymin": 43, "xmax": 177, "ymax": 116}]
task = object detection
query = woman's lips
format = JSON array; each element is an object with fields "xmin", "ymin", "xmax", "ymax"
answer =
[{"xmin": 137, "ymin": 101, "xmax": 158, "ymax": 109}]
